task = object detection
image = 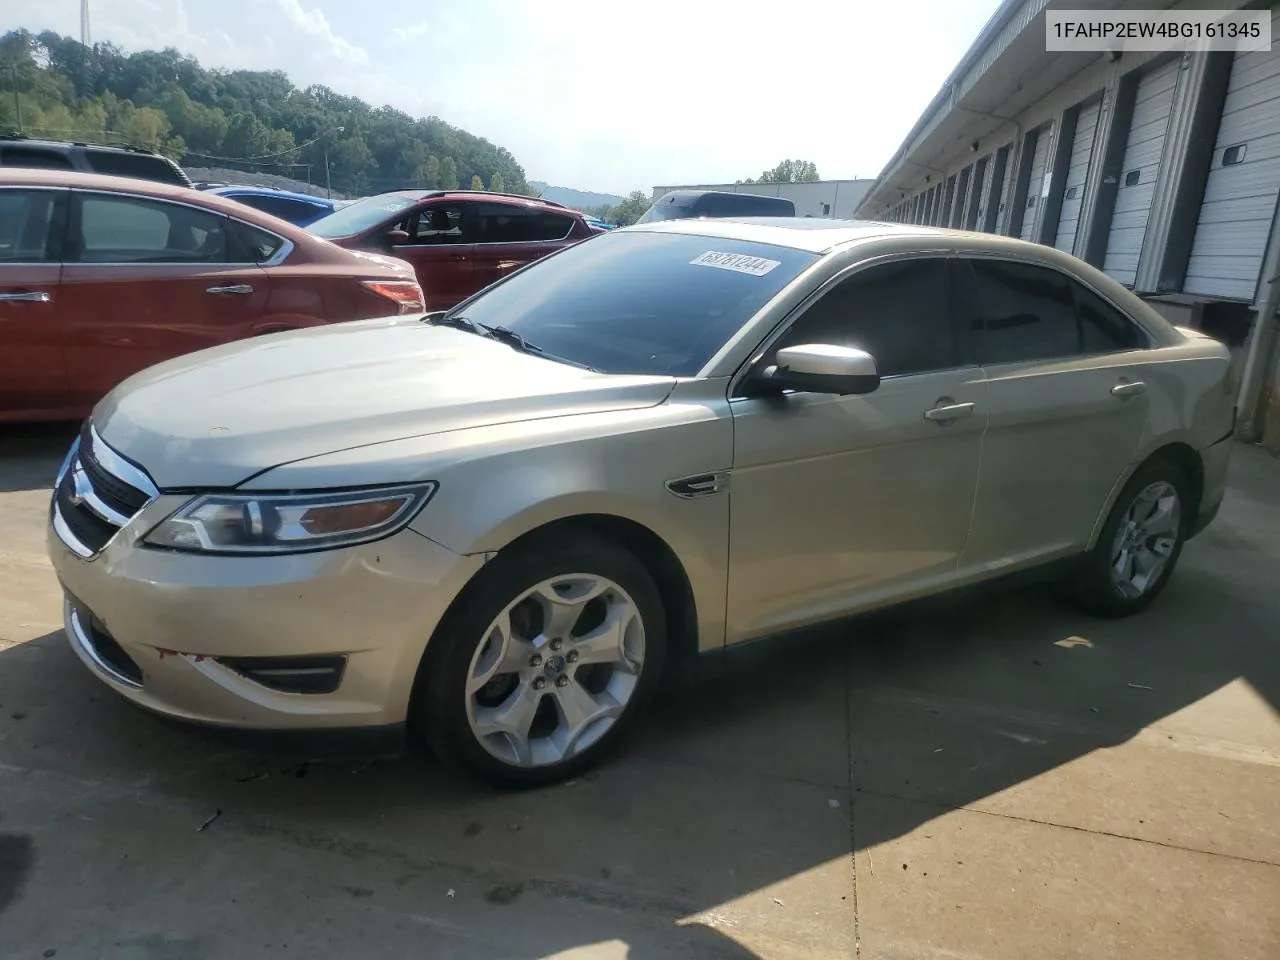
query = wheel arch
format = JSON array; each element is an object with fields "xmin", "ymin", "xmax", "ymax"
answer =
[{"xmin": 1087, "ymin": 440, "xmax": 1204, "ymax": 549}]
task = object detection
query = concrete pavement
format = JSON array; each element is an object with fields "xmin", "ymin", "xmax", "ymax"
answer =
[{"xmin": 0, "ymin": 422, "xmax": 1277, "ymax": 959}]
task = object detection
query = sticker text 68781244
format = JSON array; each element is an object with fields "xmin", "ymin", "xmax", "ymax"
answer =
[{"xmin": 689, "ymin": 250, "xmax": 782, "ymax": 277}]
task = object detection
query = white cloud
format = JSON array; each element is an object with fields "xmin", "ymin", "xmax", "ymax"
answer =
[{"xmin": 273, "ymin": 0, "xmax": 368, "ymax": 65}]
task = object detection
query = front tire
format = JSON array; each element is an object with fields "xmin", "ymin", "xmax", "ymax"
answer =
[
  {"xmin": 1070, "ymin": 457, "xmax": 1191, "ymax": 618},
  {"xmin": 415, "ymin": 532, "xmax": 666, "ymax": 786}
]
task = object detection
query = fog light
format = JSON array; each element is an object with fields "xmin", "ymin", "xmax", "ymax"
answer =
[{"xmin": 216, "ymin": 655, "xmax": 347, "ymax": 694}]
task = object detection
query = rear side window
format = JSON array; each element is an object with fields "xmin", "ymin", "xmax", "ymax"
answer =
[
  {"xmin": 231, "ymin": 221, "xmax": 287, "ymax": 263},
  {"xmin": 84, "ymin": 151, "xmax": 189, "ymax": 186},
  {"xmin": 970, "ymin": 260, "xmax": 1082, "ymax": 364},
  {"xmin": 473, "ymin": 204, "xmax": 572, "ymax": 243},
  {"xmin": 1073, "ymin": 282, "xmax": 1148, "ymax": 352},
  {"xmin": 0, "ymin": 190, "xmax": 60, "ymax": 262},
  {"xmin": 75, "ymin": 194, "xmax": 235, "ymax": 263},
  {"xmin": 0, "ymin": 146, "xmax": 74, "ymax": 170},
  {"xmin": 774, "ymin": 258, "xmax": 960, "ymax": 377}
]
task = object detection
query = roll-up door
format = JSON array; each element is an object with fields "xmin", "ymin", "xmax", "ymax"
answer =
[
  {"xmin": 1103, "ymin": 59, "xmax": 1180, "ymax": 286},
  {"xmin": 953, "ymin": 166, "xmax": 973, "ymax": 227},
  {"xmin": 1184, "ymin": 7, "xmax": 1280, "ymax": 301},
  {"xmin": 1019, "ymin": 126, "xmax": 1052, "ymax": 241},
  {"xmin": 1054, "ymin": 99, "xmax": 1102, "ymax": 253}
]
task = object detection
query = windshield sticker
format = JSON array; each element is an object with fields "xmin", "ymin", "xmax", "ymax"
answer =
[{"xmin": 689, "ymin": 250, "xmax": 782, "ymax": 277}]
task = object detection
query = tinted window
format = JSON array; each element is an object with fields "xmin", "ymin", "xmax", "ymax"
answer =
[
  {"xmin": 772, "ymin": 258, "xmax": 958, "ymax": 377},
  {"xmin": 84, "ymin": 151, "xmax": 187, "ymax": 185},
  {"xmin": 76, "ymin": 195, "xmax": 234, "ymax": 263},
  {"xmin": 971, "ymin": 260, "xmax": 1081, "ymax": 364},
  {"xmin": 473, "ymin": 204, "xmax": 572, "ymax": 243},
  {"xmin": 1073, "ymin": 282, "xmax": 1147, "ymax": 352},
  {"xmin": 448, "ymin": 231, "xmax": 818, "ymax": 377},
  {"xmin": 0, "ymin": 146, "xmax": 74, "ymax": 170},
  {"xmin": 231, "ymin": 193, "xmax": 320, "ymax": 223},
  {"xmin": 0, "ymin": 190, "xmax": 58, "ymax": 262},
  {"xmin": 231, "ymin": 221, "xmax": 287, "ymax": 263}
]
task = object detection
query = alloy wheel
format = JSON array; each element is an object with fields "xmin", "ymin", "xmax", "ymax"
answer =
[
  {"xmin": 1108, "ymin": 480, "xmax": 1181, "ymax": 599},
  {"xmin": 463, "ymin": 573, "xmax": 646, "ymax": 768}
]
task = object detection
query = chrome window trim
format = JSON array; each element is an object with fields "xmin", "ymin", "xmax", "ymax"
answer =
[
  {"xmin": 69, "ymin": 188, "xmax": 294, "ymax": 268},
  {"xmin": 65, "ymin": 601, "xmax": 143, "ymax": 689}
]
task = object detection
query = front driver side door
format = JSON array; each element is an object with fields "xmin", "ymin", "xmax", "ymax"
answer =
[{"xmin": 726, "ymin": 256, "xmax": 987, "ymax": 642}]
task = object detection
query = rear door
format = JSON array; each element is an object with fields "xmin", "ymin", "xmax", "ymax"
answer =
[
  {"xmin": 955, "ymin": 257, "xmax": 1152, "ymax": 572},
  {"xmin": 58, "ymin": 190, "xmax": 270, "ymax": 408},
  {"xmin": 386, "ymin": 201, "xmax": 476, "ymax": 310},
  {"xmin": 0, "ymin": 187, "xmax": 69, "ymax": 418},
  {"xmin": 467, "ymin": 203, "xmax": 578, "ymax": 291}
]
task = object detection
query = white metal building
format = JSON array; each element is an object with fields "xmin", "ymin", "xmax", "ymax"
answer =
[
  {"xmin": 651, "ymin": 179, "xmax": 875, "ymax": 219},
  {"xmin": 857, "ymin": 0, "xmax": 1280, "ymax": 444}
]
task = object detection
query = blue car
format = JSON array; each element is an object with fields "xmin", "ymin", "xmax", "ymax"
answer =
[{"xmin": 208, "ymin": 185, "xmax": 337, "ymax": 227}]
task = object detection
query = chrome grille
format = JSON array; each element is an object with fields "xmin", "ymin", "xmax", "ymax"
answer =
[{"xmin": 52, "ymin": 425, "xmax": 159, "ymax": 559}]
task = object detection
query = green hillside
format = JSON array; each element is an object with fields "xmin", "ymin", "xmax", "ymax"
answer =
[{"xmin": 0, "ymin": 29, "xmax": 531, "ymax": 197}]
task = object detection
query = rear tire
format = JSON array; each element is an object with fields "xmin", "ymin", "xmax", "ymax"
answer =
[
  {"xmin": 414, "ymin": 532, "xmax": 666, "ymax": 787},
  {"xmin": 1069, "ymin": 457, "xmax": 1192, "ymax": 618}
]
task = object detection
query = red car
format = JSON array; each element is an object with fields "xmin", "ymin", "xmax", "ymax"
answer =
[
  {"xmin": 309, "ymin": 190, "xmax": 600, "ymax": 311},
  {"xmin": 0, "ymin": 169, "xmax": 424, "ymax": 423}
]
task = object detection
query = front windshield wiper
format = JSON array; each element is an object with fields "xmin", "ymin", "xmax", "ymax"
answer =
[{"xmin": 427, "ymin": 314, "xmax": 600, "ymax": 373}]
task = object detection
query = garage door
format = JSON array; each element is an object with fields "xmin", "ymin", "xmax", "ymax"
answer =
[
  {"xmin": 1019, "ymin": 125, "xmax": 1053, "ymax": 241},
  {"xmin": 1054, "ymin": 99, "xmax": 1102, "ymax": 253},
  {"xmin": 1103, "ymin": 59, "xmax": 1180, "ymax": 286},
  {"xmin": 1184, "ymin": 7, "xmax": 1280, "ymax": 301}
]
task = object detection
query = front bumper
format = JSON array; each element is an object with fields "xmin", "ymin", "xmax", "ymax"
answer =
[{"xmin": 49, "ymin": 511, "xmax": 483, "ymax": 732}]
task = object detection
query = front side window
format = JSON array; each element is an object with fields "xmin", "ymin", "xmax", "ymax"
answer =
[
  {"xmin": 85, "ymin": 151, "xmax": 188, "ymax": 186},
  {"xmin": 968, "ymin": 259, "xmax": 1146, "ymax": 364},
  {"xmin": 75, "ymin": 195, "xmax": 233, "ymax": 264},
  {"xmin": 770, "ymin": 258, "xmax": 960, "ymax": 377},
  {"xmin": 447, "ymin": 231, "xmax": 818, "ymax": 377},
  {"xmin": 473, "ymin": 204, "xmax": 573, "ymax": 243},
  {"xmin": 0, "ymin": 147, "xmax": 74, "ymax": 170},
  {"xmin": 0, "ymin": 189, "xmax": 59, "ymax": 262},
  {"xmin": 409, "ymin": 204, "xmax": 467, "ymax": 243}
]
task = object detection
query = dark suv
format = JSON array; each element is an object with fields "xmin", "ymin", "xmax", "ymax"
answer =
[{"xmin": 0, "ymin": 136, "xmax": 191, "ymax": 187}]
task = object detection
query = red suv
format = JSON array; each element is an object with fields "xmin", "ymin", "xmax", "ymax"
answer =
[
  {"xmin": 0, "ymin": 169, "xmax": 425, "ymax": 423},
  {"xmin": 310, "ymin": 191, "xmax": 600, "ymax": 310}
]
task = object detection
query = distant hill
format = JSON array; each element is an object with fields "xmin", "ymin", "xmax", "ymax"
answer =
[{"xmin": 529, "ymin": 181, "xmax": 625, "ymax": 210}]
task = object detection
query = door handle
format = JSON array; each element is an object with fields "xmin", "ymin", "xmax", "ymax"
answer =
[
  {"xmin": 0, "ymin": 291, "xmax": 51, "ymax": 303},
  {"xmin": 449, "ymin": 254, "xmax": 468, "ymax": 262},
  {"xmin": 924, "ymin": 401, "xmax": 976, "ymax": 422},
  {"xmin": 206, "ymin": 284, "xmax": 253, "ymax": 295},
  {"xmin": 1111, "ymin": 380, "xmax": 1146, "ymax": 398}
]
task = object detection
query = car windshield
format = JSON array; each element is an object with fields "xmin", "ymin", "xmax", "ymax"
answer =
[
  {"xmin": 636, "ymin": 200, "xmax": 696, "ymax": 223},
  {"xmin": 309, "ymin": 192, "xmax": 419, "ymax": 238},
  {"xmin": 444, "ymin": 230, "xmax": 818, "ymax": 377}
]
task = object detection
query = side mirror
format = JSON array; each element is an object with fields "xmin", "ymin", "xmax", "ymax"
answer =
[
  {"xmin": 386, "ymin": 228, "xmax": 411, "ymax": 246},
  {"xmin": 760, "ymin": 344, "xmax": 880, "ymax": 396}
]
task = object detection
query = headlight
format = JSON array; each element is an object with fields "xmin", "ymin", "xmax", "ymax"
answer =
[{"xmin": 142, "ymin": 483, "xmax": 436, "ymax": 555}]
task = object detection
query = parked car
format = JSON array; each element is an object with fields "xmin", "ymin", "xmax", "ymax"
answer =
[
  {"xmin": 0, "ymin": 168, "xmax": 424, "ymax": 422},
  {"xmin": 637, "ymin": 189, "xmax": 796, "ymax": 223},
  {"xmin": 207, "ymin": 185, "xmax": 336, "ymax": 227},
  {"xmin": 47, "ymin": 217, "xmax": 1234, "ymax": 787},
  {"xmin": 582, "ymin": 214, "xmax": 616, "ymax": 231},
  {"xmin": 309, "ymin": 190, "xmax": 597, "ymax": 310},
  {"xmin": 0, "ymin": 135, "xmax": 191, "ymax": 187}
]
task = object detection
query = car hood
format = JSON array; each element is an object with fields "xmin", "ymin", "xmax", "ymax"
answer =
[{"xmin": 93, "ymin": 319, "xmax": 677, "ymax": 488}]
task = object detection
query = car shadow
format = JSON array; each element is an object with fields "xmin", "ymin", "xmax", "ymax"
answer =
[
  {"xmin": 0, "ymin": 422, "xmax": 78, "ymax": 493},
  {"xmin": 0, "ymin": 441, "xmax": 1276, "ymax": 958}
]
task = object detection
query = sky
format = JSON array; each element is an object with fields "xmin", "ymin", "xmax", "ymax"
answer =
[{"xmin": 1, "ymin": 0, "xmax": 1002, "ymax": 196}]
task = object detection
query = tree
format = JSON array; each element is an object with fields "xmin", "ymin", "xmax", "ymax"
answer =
[
  {"xmin": 746, "ymin": 159, "xmax": 820, "ymax": 184},
  {"xmin": 438, "ymin": 156, "xmax": 459, "ymax": 190},
  {"xmin": 608, "ymin": 190, "xmax": 652, "ymax": 227},
  {"xmin": 489, "ymin": 172, "xmax": 505, "ymax": 192},
  {"xmin": 469, "ymin": 174, "xmax": 484, "ymax": 190}
]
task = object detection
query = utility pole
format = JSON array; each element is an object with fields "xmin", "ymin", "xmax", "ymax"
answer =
[{"xmin": 324, "ymin": 125, "xmax": 345, "ymax": 199}]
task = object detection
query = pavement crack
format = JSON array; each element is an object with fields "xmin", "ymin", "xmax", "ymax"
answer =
[{"xmin": 854, "ymin": 787, "xmax": 1280, "ymax": 868}]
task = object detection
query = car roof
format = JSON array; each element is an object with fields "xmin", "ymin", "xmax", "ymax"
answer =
[
  {"xmin": 0, "ymin": 167, "xmax": 321, "ymax": 237},
  {"xmin": 0, "ymin": 135, "xmax": 170, "ymax": 159},
  {"xmin": 365, "ymin": 188, "xmax": 577, "ymax": 214},
  {"xmin": 210, "ymin": 185, "xmax": 331, "ymax": 204},
  {"xmin": 622, "ymin": 216, "xmax": 941, "ymax": 253}
]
